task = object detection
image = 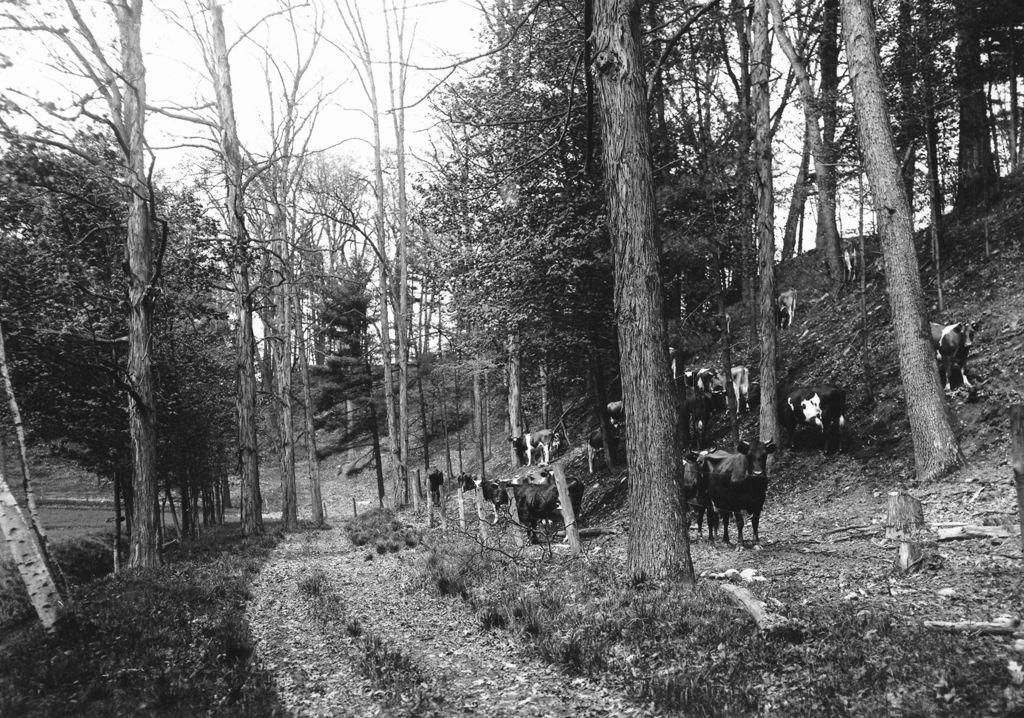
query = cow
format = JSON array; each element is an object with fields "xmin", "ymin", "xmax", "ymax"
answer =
[
  {"xmin": 511, "ymin": 471, "xmax": 584, "ymax": 543},
  {"xmin": 427, "ymin": 468, "xmax": 444, "ymax": 505},
  {"xmin": 606, "ymin": 401, "xmax": 625, "ymax": 429},
  {"xmin": 778, "ymin": 289, "xmax": 797, "ymax": 329},
  {"xmin": 586, "ymin": 428, "xmax": 618, "ymax": 475},
  {"xmin": 471, "ymin": 474, "xmax": 510, "ymax": 523},
  {"xmin": 701, "ymin": 439, "xmax": 777, "ymax": 549},
  {"xmin": 731, "ymin": 365, "xmax": 750, "ymax": 413},
  {"xmin": 512, "ymin": 429, "xmax": 562, "ymax": 466},
  {"xmin": 842, "ymin": 239, "xmax": 859, "ymax": 285},
  {"xmin": 779, "ymin": 385, "xmax": 846, "ymax": 453},
  {"xmin": 684, "ymin": 391, "xmax": 715, "ymax": 449},
  {"xmin": 930, "ymin": 321, "xmax": 976, "ymax": 390},
  {"xmin": 695, "ymin": 368, "xmax": 725, "ymax": 396},
  {"xmin": 682, "ymin": 451, "xmax": 718, "ymax": 540}
]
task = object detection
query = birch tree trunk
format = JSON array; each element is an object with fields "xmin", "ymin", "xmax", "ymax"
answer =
[
  {"xmin": 592, "ymin": 0, "xmax": 692, "ymax": 582},
  {"xmin": 755, "ymin": 0, "xmax": 779, "ymax": 447},
  {"xmin": 0, "ymin": 440, "xmax": 64, "ymax": 632},
  {"xmin": 207, "ymin": 0, "xmax": 262, "ymax": 535},
  {"xmin": 841, "ymin": 0, "xmax": 964, "ymax": 480}
]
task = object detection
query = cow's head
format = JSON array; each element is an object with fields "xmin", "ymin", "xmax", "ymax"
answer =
[
  {"xmin": 736, "ymin": 439, "xmax": 776, "ymax": 477},
  {"xmin": 961, "ymin": 322, "xmax": 976, "ymax": 348},
  {"xmin": 459, "ymin": 473, "xmax": 477, "ymax": 492},
  {"xmin": 550, "ymin": 431, "xmax": 563, "ymax": 453},
  {"xmin": 800, "ymin": 393, "xmax": 824, "ymax": 428}
]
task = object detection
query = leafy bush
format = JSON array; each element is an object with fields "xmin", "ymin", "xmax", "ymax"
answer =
[
  {"xmin": 345, "ymin": 509, "xmax": 421, "ymax": 552},
  {"xmin": 297, "ymin": 571, "xmax": 330, "ymax": 598}
]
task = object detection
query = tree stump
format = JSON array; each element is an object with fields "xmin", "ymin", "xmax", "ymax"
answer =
[
  {"xmin": 1012, "ymin": 405, "xmax": 1024, "ymax": 554},
  {"xmin": 886, "ymin": 489, "xmax": 924, "ymax": 572},
  {"xmin": 552, "ymin": 464, "xmax": 581, "ymax": 555}
]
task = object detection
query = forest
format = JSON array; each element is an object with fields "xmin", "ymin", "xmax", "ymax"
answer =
[{"xmin": 1, "ymin": 0, "xmax": 1024, "ymax": 715}]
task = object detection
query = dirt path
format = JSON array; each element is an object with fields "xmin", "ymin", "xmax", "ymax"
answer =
[{"xmin": 246, "ymin": 471, "xmax": 649, "ymax": 717}]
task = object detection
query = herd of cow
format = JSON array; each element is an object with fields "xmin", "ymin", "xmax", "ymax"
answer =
[{"xmin": 423, "ymin": 291, "xmax": 978, "ymax": 550}]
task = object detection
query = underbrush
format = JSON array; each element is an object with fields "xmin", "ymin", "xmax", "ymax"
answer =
[
  {"xmin": 345, "ymin": 507, "xmax": 422, "ymax": 555},
  {"xmin": 418, "ymin": 541, "xmax": 1017, "ymax": 716},
  {"xmin": 0, "ymin": 525, "xmax": 285, "ymax": 717},
  {"xmin": 0, "ymin": 533, "xmax": 114, "ymax": 630},
  {"xmin": 302, "ymin": 569, "xmax": 446, "ymax": 717}
]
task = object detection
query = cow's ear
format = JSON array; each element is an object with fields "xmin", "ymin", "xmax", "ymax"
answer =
[
  {"xmin": 764, "ymin": 440, "xmax": 777, "ymax": 454},
  {"xmin": 736, "ymin": 440, "xmax": 750, "ymax": 454}
]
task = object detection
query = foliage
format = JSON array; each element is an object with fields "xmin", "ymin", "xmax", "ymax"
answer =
[
  {"xmin": 344, "ymin": 508, "xmax": 421, "ymax": 552},
  {"xmin": 0, "ymin": 525, "xmax": 284, "ymax": 717}
]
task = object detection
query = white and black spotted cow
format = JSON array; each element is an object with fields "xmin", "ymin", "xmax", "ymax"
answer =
[
  {"xmin": 930, "ymin": 321, "xmax": 977, "ymax": 390},
  {"xmin": 778, "ymin": 289, "xmax": 797, "ymax": 329},
  {"xmin": 779, "ymin": 385, "xmax": 846, "ymax": 453}
]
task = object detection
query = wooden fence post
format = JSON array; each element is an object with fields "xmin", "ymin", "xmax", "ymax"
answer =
[
  {"xmin": 426, "ymin": 480, "xmax": 434, "ymax": 528},
  {"xmin": 505, "ymin": 485, "xmax": 524, "ymax": 548},
  {"xmin": 352, "ymin": 496, "xmax": 357, "ymax": 517},
  {"xmin": 457, "ymin": 483, "xmax": 466, "ymax": 530},
  {"xmin": 886, "ymin": 489, "xmax": 924, "ymax": 572},
  {"xmin": 552, "ymin": 463, "xmax": 581, "ymax": 555},
  {"xmin": 475, "ymin": 484, "xmax": 489, "ymax": 542},
  {"xmin": 1011, "ymin": 405, "xmax": 1024, "ymax": 553}
]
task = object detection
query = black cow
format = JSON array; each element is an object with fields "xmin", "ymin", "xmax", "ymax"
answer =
[
  {"xmin": 778, "ymin": 386, "xmax": 846, "ymax": 452},
  {"xmin": 512, "ymin": 471, "xmax": 584, "ymax": 543},
  {"xmin": 930, "ymin": 321, "xmax": 976, "ymax": 390},
  {"xmin": 427, "ymin": 468, "xmax": 444, "ymax": 504},
  {"xmin": 684, "ymin": 391, "xmax": 715, "ymax": 449},
  {"xmin": 460, "ymin": 473, "xmax": 509, "ymax": 520},
  {"xmin": 702, "ymin": 439, "xmax": 776, "ymax": 549},
  {"xmin": 695, "ymin": 368, "xmax": 725, "ymax": 396},
  {"xmin": 682, "ymin": 452, "xmax": 718, "ymax": 540}
]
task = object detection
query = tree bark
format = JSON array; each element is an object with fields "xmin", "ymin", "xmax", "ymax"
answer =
[
  {"xmin": 270, "ymin": 207, "xmax": 298, "ymax": 530},
  {"xmin": 754, "ymin": 0, "xmax": 779, "ymax": 448},
  {"xmin": 0, "ymin": 439, "xmax": 64, "ymax": 632},
  {"xmin": 116, "ymin": 0, "xmax": 159, "ymax": 568},
  {"xmin": 1011, "ymin": 405, "xmax": 1024, "ymax": 553},
  {"xmin": 293, "ymin": 283, "xmax": 323, "ymax": 525},
  {"xmin": 841, "ymin": 0, "xmax": 964, "ymax": 481},
  {"xmin": 207, "ymin": 0, "xmax": 262, "ymax": 536},
  {"xmin": 592, "ymin": 0, "xmax": 692, "ymax": 582},
  {"xmin": 780, "ymin": 130, "xmax": 811, "ymax": 262},
  {"xmin": 953, "ymin": 4, "xmax": 997, "ymax": 210},
  {"xmin": 506, "ymin": 333, "xmax": 522, "ymax": 465}
]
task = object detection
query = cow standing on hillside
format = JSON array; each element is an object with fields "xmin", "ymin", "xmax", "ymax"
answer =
[
  {"xmin": 427, "ymin": 468, "xmax": 444, "ymax": 505},
  {"xmin": 606, "ymin": 400, "xmax": 625, "ymax": 429},
  {"xmin": 682, "ymin": 452, "xmax": 717, "ymax": 540},
  {"xmin": 586, "ymin": 428, "xmax": 621, "ymax": 474},
  {"xmin": 700, "ymin": 439, "xmax": 777, "ymax": 549},
  {"xmin": 779, "ymin": 386, "xmax": 847, "ymax": 453},
  {"xmin": 778, "ymin": 289, "xmax": 797, "ymax": 329},
  {"xmin": 731, "ymin": 366, "xmax": 750, "ymax": 413},
  {"xmin": 685, "ymin": 391, "xmax": 715, "ymax": 449},
  {"xmin": 511, "ymin": 470, "xmax": 584, "ymax": 543},
  {"xmin": 930, "ymin": 321, "xmax": 977, "ymax": 390},
  {"xmin": 842, "ymin": 239, "xmax": 859, "ymax": 285}
]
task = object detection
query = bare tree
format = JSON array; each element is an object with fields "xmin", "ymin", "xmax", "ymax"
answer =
[{"xmin": 840, "ymin": 0, "xmax": 964, "ymax": 481}]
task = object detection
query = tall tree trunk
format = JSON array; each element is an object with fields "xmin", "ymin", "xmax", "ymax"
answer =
[
  {"xmin": 474, "ymin": 367, "xmax": 486, "ymax": 481},
  {"xmin": 270, "ymin": 208, "xmax": 297, "ymax": 530},
  {"xmin": 0, "ymin": 439, "xmax": 64, "ymax": 632},
  {"xmin": 768, "ymin": 0, "xmax": 841, "ymax": 287},
  {"xmin": 817, "ymin": 0, "xmax": 843, "ymax": 280},
  {"xmin": 953, "ymin": 4, "xmax": 997, "ymax": 210},
  {"xmin": 506, "ymin": 333, "xmax": 522, "ymax": 464},
  {"xmin": 731, "ymin": 0, "xmax": 754, "ymax": 316},
  {"xmin": 117, "ymin": 0, "xmax": 159, "ymax": 568},
  {"xmin": 714, "ymin": 244, "xmax": 740, "ymax": 448},
  {"xmin": 365, "ymin": 355, "xmax": 386, "ymax": 508},
  {"xmin": 293, "ymin": 283, "xmax": 323, "ymax": 525},
  {"xmin": 841, "ymin": 0, "xmax": 964, "ymax": 481},
  {"xmin": 208, "ymin": 0, "xmax": 261, "ymax": 536},
  {"xmin": 781, "ymin": 129, "xmax": 811, "ymax": 262},
  {"xmin": 593, "ymin": 0, "xmax": 692, "ymax": 583},
  {"xmin": 754, "ymin": 0, "xmax": 779, "ymax": 447}
]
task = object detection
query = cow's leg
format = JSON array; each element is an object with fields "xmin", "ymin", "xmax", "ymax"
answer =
[
  {"xmin": 734, "ymin": 511, "xmax": 745, "ymax": 552},
  {"xmin": 542, "ymin": 444, "xmax": 550, "ymax": 465},
  {"xmin": 587, "ymin": 446, "xmax": 595, "ymax": 474},
  {"xmin": 719, "ymin": 511, "xmax": 731, "ymax": 544},
  {"xmin": 751, "ymin": 510, "xmax": 761, "ymax": 548},
  {"xmin": 707, "ymin": 505, "xmax": 719, "ymax": 543},
  {"xmin": 960, "ymin": 363, "xmax": 973, "ymax": 388}
]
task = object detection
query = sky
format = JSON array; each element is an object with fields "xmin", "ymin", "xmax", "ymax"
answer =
[{"xmin": 1, "ymin": 0, "xmax": 487, "ymax": 180}]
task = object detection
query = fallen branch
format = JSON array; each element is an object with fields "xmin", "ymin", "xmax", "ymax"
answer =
[
  {"xmin": 924, "ymin": 616, "xmax": 1022, "ymax": 636},
  {"xmin": 578, "ymin": 526, "xmax": 620, "ymax": 538},
  {"xmin": 825, "ymin": 523, "xmax": 873, "ymax": 535},
  {"xmin": 936, "ymin": 525, "xmax": 1018, "ymax": 541},
  {"xmin": 718, "ymin": 584, "xmax": 788, "ymax": 632}
]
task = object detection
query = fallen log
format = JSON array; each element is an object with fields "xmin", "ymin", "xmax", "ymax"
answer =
[
  {"xmin": 924, "ymin": 616, "xmax": 1022, "ymax": 636},
  {"xmin": 578, "ymin": 526, "xmax": 620, "ymax": 538},
  {"xmin": 719, "ymin": 584, "xmax": 788, "ymax": 632},
  {"xmin": 936, "ymin": 525, "xmax": 1018, "ymax": 541}
]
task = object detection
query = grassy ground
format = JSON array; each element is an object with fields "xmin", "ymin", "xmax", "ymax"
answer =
[
  {"xmin": 418, "ymin": 532, "xmax": 1020, "ymax": 717},
  {"xmin": 0, "ymin": 524, "xmax": 286, "ymax": 717}
]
